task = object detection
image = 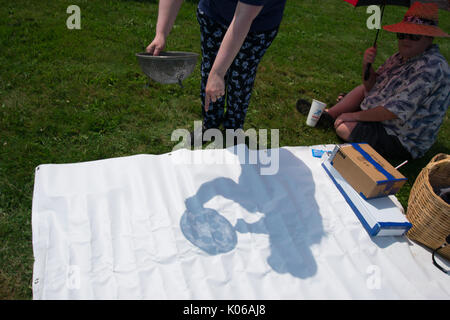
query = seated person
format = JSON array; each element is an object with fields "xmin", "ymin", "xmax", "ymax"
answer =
[{"xmin": 298, "ymin": 2, "xmax": 449, "ymax": 160}]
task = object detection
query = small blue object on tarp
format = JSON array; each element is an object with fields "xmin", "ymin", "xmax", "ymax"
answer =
[{"xmin": 312, "ymin": 149, "xmax": 332, "ymax": 158}]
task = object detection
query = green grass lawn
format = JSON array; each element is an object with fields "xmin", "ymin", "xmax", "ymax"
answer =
[{"xmin": 0, "ymin": 0, "xmax": 449, "ymax": 299}]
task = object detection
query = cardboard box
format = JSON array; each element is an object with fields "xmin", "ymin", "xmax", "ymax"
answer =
[
  {"xmin": 329, "ymin": 143, "xmax": 407, "ymax": 199},
  {"xmin": 322, "ymin": 157, "xmax": 412, "ymax": 236}
]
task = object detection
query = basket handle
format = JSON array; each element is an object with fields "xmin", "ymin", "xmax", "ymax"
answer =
[
  {"xmin": 426, "ymin": 153, "xmax": 450, "ymax": 170},
  {"xmin": 430, "ymin": 153, "xmax": 450, "ymax": 163}
]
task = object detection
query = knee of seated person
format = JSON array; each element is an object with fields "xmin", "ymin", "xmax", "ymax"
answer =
[{"xmin": 335, "ymin": 122, "xmax": 356, "ymax": 141}]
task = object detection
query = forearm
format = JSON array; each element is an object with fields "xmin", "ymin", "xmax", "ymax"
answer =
[
  {"xmin": 210, "ymin": 2, "xmax": 263, "ymax": 77},
  {"xmin": 353, "ymin": 106, "xmax": 397, "ymax": 122},
  {"xmin": 362, "ymin": 46, "xmax": 377, "ymax": 93},
  {"xmin": 155, "ymin": 0, "xmax": 184, "ymax": 38},
  {"xmin": 362, "ymin": 66, "xmax": 376, "ymax": 93}
]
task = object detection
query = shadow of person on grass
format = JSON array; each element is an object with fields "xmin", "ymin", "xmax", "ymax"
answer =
[{"xmin": 180, "ymin": 145, "xmax": 324, "ymax": 279}]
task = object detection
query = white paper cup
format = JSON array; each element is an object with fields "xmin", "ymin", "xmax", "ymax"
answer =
[{"xmin": 306, "ymin": 99, "xmax": 327, "ymax": 127}]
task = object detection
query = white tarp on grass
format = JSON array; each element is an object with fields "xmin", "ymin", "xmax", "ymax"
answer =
[{"xmin": 31, "ymin": 145, "xmax": 450, "ymax": 299}]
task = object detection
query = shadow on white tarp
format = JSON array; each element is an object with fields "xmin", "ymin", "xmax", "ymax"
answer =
[{"xmin": 181, "ymin": 147, "xmax": 323, "ymax": 279}]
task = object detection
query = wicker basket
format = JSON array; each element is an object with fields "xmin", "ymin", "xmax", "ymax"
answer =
[{"xmin": 406, "ymin": 153, "xmax": 450, "ymax": 260}]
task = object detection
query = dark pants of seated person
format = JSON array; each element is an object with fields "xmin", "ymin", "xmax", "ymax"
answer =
[{"xmin": 348, "ymin": 122, "xmax": 412, "ymax": 161}]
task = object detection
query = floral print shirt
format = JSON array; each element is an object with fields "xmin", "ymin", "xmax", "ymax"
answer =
[{"xmin": 360, "ymin": 44, "xmax": 450, "ymax": 159}]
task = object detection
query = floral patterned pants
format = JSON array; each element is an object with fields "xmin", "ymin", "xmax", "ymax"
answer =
[{"xmin": 197, "ymin": 9, "xmax": 278, "ymax": 130}]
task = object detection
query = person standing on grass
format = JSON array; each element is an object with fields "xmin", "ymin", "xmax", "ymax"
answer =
[
  {"xmin": 296, "ymin": 2, "xmax": 449, "ymax": 161},
  {"xmin": 146, "ymin": 0, "xmax": 286, "ymax": 144}
]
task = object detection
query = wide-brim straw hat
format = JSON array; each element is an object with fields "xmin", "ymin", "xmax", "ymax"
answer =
[{"xmin": 383, "ymin": 2, "xmax": 449, "ymax": 38}]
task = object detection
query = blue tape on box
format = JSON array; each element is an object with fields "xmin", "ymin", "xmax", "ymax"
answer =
[
  {"xmin": 350, "ymin": 143, "xmax": 407, "ymax": 195},
  {"xmin": 350, "ymin": 143, "xmax": 395, "ymax": 181}
]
